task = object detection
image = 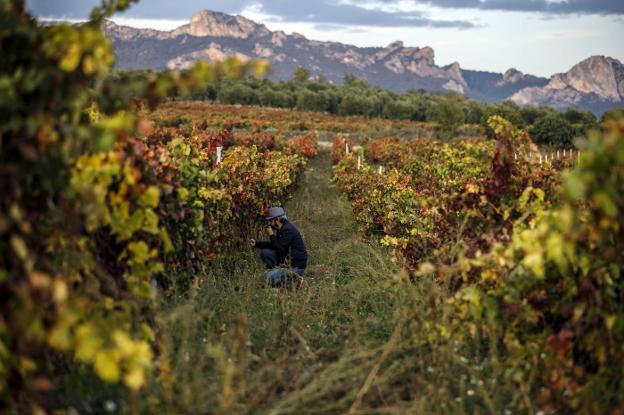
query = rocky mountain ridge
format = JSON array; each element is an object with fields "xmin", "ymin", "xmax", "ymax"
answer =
[
  {"xmin": 102, "ymin": 10, "xmax": 623, "ymax": 114},
  {"xmin": 511, "ymin": 56, "xmax": 624, "ymax": 111}
]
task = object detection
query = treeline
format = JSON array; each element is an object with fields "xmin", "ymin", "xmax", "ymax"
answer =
[{"xmin": 109, "ymin": 67, "xmax": 623, "ymax": 147}]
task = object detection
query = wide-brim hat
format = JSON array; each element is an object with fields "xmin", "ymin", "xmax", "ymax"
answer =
[{"xmin": 265, "ymin": 207, "xmax": 286, "ymax": 220}]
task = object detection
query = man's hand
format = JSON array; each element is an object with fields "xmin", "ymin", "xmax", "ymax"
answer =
[
  {"xmin": 249, "ymin": 238, "xmax": 256, "ymax": 247},
  {"xmin": 267, "ymin": 226, "xmax": 274, "ymax": 236}
]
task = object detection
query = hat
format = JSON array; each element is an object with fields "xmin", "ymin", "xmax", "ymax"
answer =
[{"xmin": 265, "ymin": 207, "xmax": 286, "ymax": 220}]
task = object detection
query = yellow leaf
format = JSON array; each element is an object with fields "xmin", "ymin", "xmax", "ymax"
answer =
[
  {"xmin": 605, "ymin": 315, "xmax": 616, "ymax": 331},
  {"xmin": 53, "ymin": 280, "xmax": 68, "ymax": 303},
  {"xmin": 82, "ymin": 55, "xmax": 96, "ymax": 75},
  {"xmin": 75, "ymin": 324, "xmax": 103, "ymax": 362},
  {"xmin": 59, "ymin": 43, "xmax": 82, "ymax": 72},
  {"xmin": 113, "ymin": 330, "xmax": 133, "ymax": 354},
  {"xmin": 139, "ymin": 186, "xmax": 160, "ymax": 209},
  {"xmin": 124, "ymin": 367, "xmax": 145, "ymax": 390},
  {"xmin": 10, "ymin": 235, "xmax": 28, "ymax": 261},
  {"xmin": 48, "ymin": 323, "xmax": 72, "ymax": 351},
  {"xmin": 94, "ymin": 350, "xmax": 121, "ymax": 383}
]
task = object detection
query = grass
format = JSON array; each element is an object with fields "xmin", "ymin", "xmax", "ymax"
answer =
[
  {"xmin": 56, "ymin": 150, "xmax": 538, "ymax": 414},
  {"xmin": 144, "ymin": 150, "xmax": 410, "ymax": 414}
]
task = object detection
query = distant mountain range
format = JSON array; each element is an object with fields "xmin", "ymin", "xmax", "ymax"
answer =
[{"xmin": 102, "ymin": 10, "xmax": 624, "ymax": 114}]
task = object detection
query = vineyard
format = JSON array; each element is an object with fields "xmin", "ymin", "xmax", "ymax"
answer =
[
  {"xmin": 332, "ymin": 117, "xmax": 624, "ymax": 413},
  {"xmin": 2, "ymin": 1, "xmax": 624, "ymax": 414}
]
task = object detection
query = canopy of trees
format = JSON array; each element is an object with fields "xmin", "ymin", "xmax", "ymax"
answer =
[{"xmin": 109, "ymin": 68, "xmax": 616, "ymax": 146}]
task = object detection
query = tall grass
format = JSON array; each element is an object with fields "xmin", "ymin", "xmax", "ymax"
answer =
[
  {"xmin": 55, "ymin": 150, "xmax": 540, "ymax": 414},
  {"xmin": 143, "ymin": 151, "xmax": 409, "ymax": 414}
]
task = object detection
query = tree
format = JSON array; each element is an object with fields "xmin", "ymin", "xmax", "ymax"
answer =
[
  {"xmin": 406, "ymin": 94, "xmax": 429, "ymax": 121},
  {"xmin": 530, "ymin": 113, "xmax": 575, "ymax": 148},
  {"xmin": 482, "ymin": 103, "xmax": 525, "ymax": 138},
  {"xmin": 260, "ymin": 89, "xmax": 293, "ymax": 108},
  {"xmin": 600, "ymin": 108, "xmax": 624, "ymax": 126},
  {"xmin": 519, "ymin": 105, "xmax": 556, "ymax": 125},
  {"xmin": 337, "ymin": 93, "xmax": 374, "ymax": 117},
  {"xmin": 427, "ymin": 97, "xmax": 465, "ymax": 139},
  {"xmin": 293, "ymin": 66, "xmax": 310, "ymax": 83},
  {"xmin": 563, "ymin": 108, "xmax": 598, "ymax": 137},
  {"xmin": 383, "ymin": 99, "xmax": 413, "ymax": 120},
  {"xmin": 217, "ymin": 83, "xmax": 258, "ymax": 105},
  {"xmin": 463, "ymin": 100, "xmax": 485, "ymax": 124},
  {"xmin": 343, "ymin": 73, "xmax": 368, "ymax": 89},
  {"xmin": 295, "ymin": 90, "xmax": 327, "ymax": 112}
]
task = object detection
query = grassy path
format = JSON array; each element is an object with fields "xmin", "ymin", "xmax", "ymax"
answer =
[{"xmin": 150, "ymin": 150, "xmax": 411, "ymax": 414}]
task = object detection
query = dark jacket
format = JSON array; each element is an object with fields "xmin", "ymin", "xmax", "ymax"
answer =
[{"xmin": 255, "ymin": 219, "xmax": 308, "ymax": 269}]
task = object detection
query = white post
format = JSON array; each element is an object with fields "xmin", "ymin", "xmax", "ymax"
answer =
[
  {"xmin": 357, "ymin": 155, "xmax": 361, "ymax": 170},
  {"xmin": 378, "ymin": 166, "xmax": 383, "ymax": 175},
  {"xmin": 539, "ymin": 154, "xmax": 543, "ymax": 165},
  {"xmin": 514, "ymin": 152, "xmax": 517, "ymax": 161},
  {"xmin": 216, "ymin": 146, "xmax": 223, "ymax": 164},
  {"xmin": 345, "ymin": 143, "xmax": 350, "ymax": 155},
  {"xmin": 578, "ymin": 151, "xmax": 581, "ymax": 165},
  {"xmin": 557, "ymin": 150, "xmax": 560, "ymax": 159}
]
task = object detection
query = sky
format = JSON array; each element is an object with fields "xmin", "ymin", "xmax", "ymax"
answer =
[{"xmin": 27, "ymin": 0, "xmax": 624, "ymax": 77}]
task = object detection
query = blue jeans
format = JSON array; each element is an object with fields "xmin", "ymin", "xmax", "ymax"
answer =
[{"xmin": 260, "ymin": 249, "xmax": 305, "ymax": 287}]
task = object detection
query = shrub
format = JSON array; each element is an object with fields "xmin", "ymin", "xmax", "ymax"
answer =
[{"xmin": 530, "ymin": 113, "xmax": 575, "ymax": 148}]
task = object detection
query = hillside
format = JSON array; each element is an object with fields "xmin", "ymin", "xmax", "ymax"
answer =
[
  {"xmin": 102, "ymin": 11, "xmax": 546, "ymax": 100},
  {"xmin": 102, "ymin": 10, "xmax": 624, "ymax": 114}
]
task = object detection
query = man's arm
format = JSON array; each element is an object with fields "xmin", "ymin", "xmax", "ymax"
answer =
[
  {"xmin": 253, "ymin": 240, "xmax": 273, "ymax": 249},
  {"xmin": 268, "ymin": 226, "xmax": 295, "ymax": 254}
]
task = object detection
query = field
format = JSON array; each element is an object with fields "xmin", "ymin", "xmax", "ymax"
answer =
[{"xmin": 2, "ymin": 5, "xmax": 623, "ymax": 415}]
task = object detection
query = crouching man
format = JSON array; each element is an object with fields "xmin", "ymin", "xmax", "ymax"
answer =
[{"xmin": 249, "ymin": 207, "xmax": 308, "ymax": 287}]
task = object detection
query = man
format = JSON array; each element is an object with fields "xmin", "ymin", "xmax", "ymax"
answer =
[{"xmin": 249, "ymin": 207, "xmax": 308, "ymax": 287}]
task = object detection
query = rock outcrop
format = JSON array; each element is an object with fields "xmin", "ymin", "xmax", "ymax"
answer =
[
  {"xmin": 511, "ymin": 56, "xmax": 624, "ymax": 110},
  {"xmin": 101, "ymin": 10, "xmax": 623, "ymax": 113}
]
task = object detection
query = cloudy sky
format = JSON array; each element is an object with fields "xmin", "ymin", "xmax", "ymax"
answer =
[{"xmin": 28, "ymin": 0, "xmax": 624, "ymax": 77}]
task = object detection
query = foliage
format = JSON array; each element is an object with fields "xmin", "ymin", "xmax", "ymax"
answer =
[
  {"xmin": 295, "ymin": 89, "xmax": 328, "ymax": 112},
  {"xmin": 259, "ymin": 88, "xmax": 292, "ymax": 108},
  {"xmin": 601, "ymin": 108, "xmax": 624, "ymax": 126},
  {"xmin": 287, "ymin": 133, "xmax": 319, "ymax": 158},
  {"xmin": 427, "ymin": 95, "xmax": 466, "ymax": 139},
  {"xmin": 0, "ymin": 1, "xmax": 302, "ymax": 411},
  {"xmin": 333, "ymin": 116, "xmax": 624, "ymax": 412},
  {"xmin": 530, "ymin": 113, "xmax": 575, "ymax": 148},
  {"xmin": 217, "ymin": 82, "xmax": 259, "ymax": 106}
]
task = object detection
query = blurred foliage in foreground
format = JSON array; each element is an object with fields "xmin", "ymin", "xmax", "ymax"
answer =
[
  {"xmin": 333, "ymin": 116, "xmax": 624, "ymax": 413},
  {"xmin": 0, "ymin": 0, "xmax": 273, "ymax": 411}
]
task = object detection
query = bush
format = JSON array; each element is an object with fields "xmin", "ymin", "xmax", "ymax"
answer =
[
  {"xmin": 601, "ymin": 108, "xmax": 624, "ymax": 126},
  {"xmin": 530, "ymin": 113, "xmax": 575, "ymax": 147},
  {"xmin": 383, "ymin": 99, "xmax": 413, "ymax": 120},
  {"xmin": 337, "ymin": 93, "xmax": 375, "ymax": 117},
  {"xmin": 427, "ymin": 97, "xmax": 465, "ymax": 139},
  {"xmin": 482, "ymin": 103, "xmax": 525, "ymax": 138},
  {"xmin": 217, "ymin": 83, "xmax": 259, "ymax": 105},
  {"xmin": 296, "ymin": 90, "xmax": 328, "ymax": 112},
  {"xmin": 259, "ymin": 89, "xmax": 293, "ymax": 108}
]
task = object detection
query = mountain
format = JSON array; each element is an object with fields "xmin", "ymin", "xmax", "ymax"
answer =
[
  {"xmin": 510, "ymin": 56, "xmax": 624, "ymax": 113},
  {"xmin": 102, "ymin": 10, "xmax": 623, "ymax": 113}
]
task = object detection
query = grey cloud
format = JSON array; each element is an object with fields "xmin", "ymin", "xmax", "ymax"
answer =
[
  {"xmin": 26, "ymin": 0, "xmax": 475, "ymax": 29},
  {"xmin": 255, "ymin": 1, "xmax": 474, "ymax": 28},
  {"xmin": 383, "ymin": 0, "xmax": 624, "ymax": 15},
  {"xmin": 26, "ymin": 0, "xmax": 248, "ymax": 19}
]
